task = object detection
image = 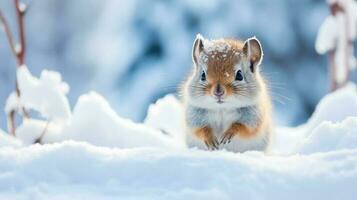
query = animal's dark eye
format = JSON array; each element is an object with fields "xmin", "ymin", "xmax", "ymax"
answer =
[
  {"xmin": 235, "ymin": 70, "xmax": 243, "ymax": 81},
  {"xmin": 201, "ymin": 71, "xmax": 206, "ymax": 81}
]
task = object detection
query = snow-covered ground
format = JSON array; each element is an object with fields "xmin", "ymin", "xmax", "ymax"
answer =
[{"xmin": 1, "ymin": 68, "xmax": 357, "ymax": 199}]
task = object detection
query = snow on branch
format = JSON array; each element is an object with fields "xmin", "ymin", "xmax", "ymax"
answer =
[
  {"xmin": 315, "ymin": 0, "xmax": 357, "ymax": 91},
  {"xmin": 5, "ymin": 67, "xmax": 71, "ymax": 122},
  {"xmin": 0, "ymin": 0, "xmax": 31, "ymax": 136}
]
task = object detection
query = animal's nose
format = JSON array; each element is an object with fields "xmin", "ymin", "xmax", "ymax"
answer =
[{"xmin": 214, "ymin": 84, "xmax": 225, "ymax": 97}]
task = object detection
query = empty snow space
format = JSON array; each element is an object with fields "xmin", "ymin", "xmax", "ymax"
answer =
[{"xmin": 1, "ymin": 68, "xmax": 357, "ymax": 199}]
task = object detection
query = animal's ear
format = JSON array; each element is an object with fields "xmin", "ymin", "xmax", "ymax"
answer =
[
  {"xmin": 192, "ymin": 34, "xmax": 204, "ymax": 65},
  {"xmin": 243, "ymin": 37, "xmax": 263, "ymax": 73}
]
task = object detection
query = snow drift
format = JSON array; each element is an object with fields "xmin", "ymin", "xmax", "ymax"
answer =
[
  {"xmin": 1, "ymin": 67, "xmax": 357, "ymax": 199},
  {"xmin": 1, "ymin": 141, "xmax": 357, "ymax": 200}
]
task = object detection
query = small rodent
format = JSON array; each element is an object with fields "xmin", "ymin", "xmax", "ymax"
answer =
[{"xmin": 181, "ymin": 34, "xmax": 273, "ymax": 153}]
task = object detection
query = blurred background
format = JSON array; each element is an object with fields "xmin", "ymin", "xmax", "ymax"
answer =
[{"xmin": 0, "ymin": 0, "xmax": 356, "ymax": 130}]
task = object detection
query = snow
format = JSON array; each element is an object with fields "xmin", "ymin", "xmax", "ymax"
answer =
[
  {"xmin": 273, "ymin": 83, "xmax": 357, "ymax": 155},
  {"xmin": 0, "ymin": 129, "xmax": 21, "ymax": 147},
  {"xmin": 0, "ymin": 142, "xmax": 357, "ymax": 199},
  {"xmin": 4, "ymin": 92, "xmax": 19, "ymax": 115},
  {"xmin": 144, "ymin": 94, "xmax": 185, "ymax": 144},
  {"xmin": 315, "ymin": 14, "xmax": 349, "ymax": 83},
  {"xmin": 315, "ymin": 0, "xmax": 357, "ymax": 83},
  {"xmin": 1, "ymin": 68, "xmax": 357, "ymax": 199},
  {"xmin": 15, "ymin": 92, "xmax": 180, "ymax": 149},
  {"xmin": 325, "ymin": 0, "xmax": 357, "ymax": 41},
  {"xmin": 16, "ymin": 119, "xmax": 51, "ymax": 145},
  {"xmin": 299, "ymin": 117, "xmax": 357, "ymax": 154},
  {"xmin": 51, "ymin": 92, "xmax": 179, "ymax": 149},
  {"xmin": 315, "ymin": 15, "xmax": 338, "ymax": 54},
  {"xmin": 305, "ymin": 83, "xmax": 357, "ymax": 127},
  {"xmin": 5, "ymin": 66, "xmax": 71, "ymax": 121},
  {"xmin": 202, "ymin": 38, "xmax": 231, "ymax": 54}
]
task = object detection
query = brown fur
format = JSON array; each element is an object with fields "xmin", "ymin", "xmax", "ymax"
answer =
[
  {"xmin": 194, "ymin": 126, "xmax": 219, "ymax": 150},
  {"xmin": 203, "ymin": 40, "xmax": 246, "ymax": 98},
  {"xmin": 225, "ymin": 123, "xmax": 259, "ymax": 139}
]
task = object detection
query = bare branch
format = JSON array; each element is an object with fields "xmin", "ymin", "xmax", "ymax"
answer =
[
  {"xmin": 14, "ymin": 0, "xmax": 26, "ymax": 66},
  {"xmin": 0, "ymin": 0, "xmax": 27, "ymax": 67},
  {"xmin": 2, "ymin": 0, "xmax": 30, "ymax": 135},
  {"xmin": 329, "ymin": 50, "xmax": 337, "ymax": 92},
  {"xmin": 7, "ymin": 110, "xmax": 16, "ymax": 136}
]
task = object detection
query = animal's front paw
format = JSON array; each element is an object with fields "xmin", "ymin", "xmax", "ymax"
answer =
[
  {"xmin": 204, "ymin": 137, "xmax": 219, "ymax": 150},
  {"xmin": 220, "ymin": 131, "xmax": 236, "ymax": 144}
]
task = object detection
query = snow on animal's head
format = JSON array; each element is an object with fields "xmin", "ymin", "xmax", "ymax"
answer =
[{"xmin": 188, "ymin": 34, "xmax": 264, "ymax": 109}]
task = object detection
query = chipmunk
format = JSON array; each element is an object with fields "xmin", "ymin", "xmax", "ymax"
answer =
[{"xmin": 182, "ymin": 34, "xmax": 273, "ymax": 153}]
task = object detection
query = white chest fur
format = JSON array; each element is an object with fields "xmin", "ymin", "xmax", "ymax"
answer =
[{"xmin": 206, "ymin": 109, "xmax": 238, "ymax": 137}]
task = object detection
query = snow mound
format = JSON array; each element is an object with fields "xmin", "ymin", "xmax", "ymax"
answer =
[
  {"xmin": 306, "ymin": 83, "xmax": 357, "ymax": 129},
  {"xmin": 53, "ymin": 92, "xmax": 179, "ymax": 149},
  {"xmin": 0, "ymin": 141, "xmax": 357, "ymax": 199},
  {"xmin": 5, "ymin": 66, "xmax": 71, "ymax": 121},
  {"xmin": 16, "ymin": 119, "xmax": 53, "ymax": 145},
  {"xmin": 0, "ymin": 129, "xmax": 22, "ymax": 147},
  {"xmin": 272, "ymin": 83, "xmax": 357, "ymax": 155},
  {"xmin": 299, "ymin": 117, "xmax": 357, "ymax": 154},
  {"xmin": 144, "ymin": 94, "xmax": 185, "ymax": 145},
  {"xmin": 8, "ymin": 68, "xmax": 178, "ymax": 149},
  {"xmin": 295, "ymin": 84, "xmax": 357, "ymax": 153},
  {"xmin": 1, "ymin": 68, "xmax": 357, "ymax": 199}
]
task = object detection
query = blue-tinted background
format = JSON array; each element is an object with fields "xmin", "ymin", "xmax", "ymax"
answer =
[{"xmin": 0, "ymin": 0, "xmax": 355, "ymax": 129}]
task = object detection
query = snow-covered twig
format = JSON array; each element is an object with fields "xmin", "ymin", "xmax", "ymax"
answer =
[
  {"xmin": 0, "ymin": 0, "xmax": 30, "ymax": 135},
  {"xmin": 315, "ymin": 0, "xmax": 357, "ymax": 92}
]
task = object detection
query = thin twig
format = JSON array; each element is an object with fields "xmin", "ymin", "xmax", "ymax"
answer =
[
  {"xmin": 7, "ymin": 111, "xmax": 16, "ymax": 136},
  {"xmin": 1, "ymin": 0, "xmax": 30, "ymax": 135},
  {"xmin": 328, "ymin": 2, "xmax": 345, "ymax": 91},
  {"xmin": 15, "ymin": 0, "xmax": 26, "ymax": 66},
  {"xmin": 329, "ymin": 50, "xmax": 337, "ymax": 92},
  {"xmin": 0, "ymin": 9, "xmax": 19, "ymax": 135},
  {"xmin": 0, "ymin": 9, "xmax": 17, "ymax": 58}
]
